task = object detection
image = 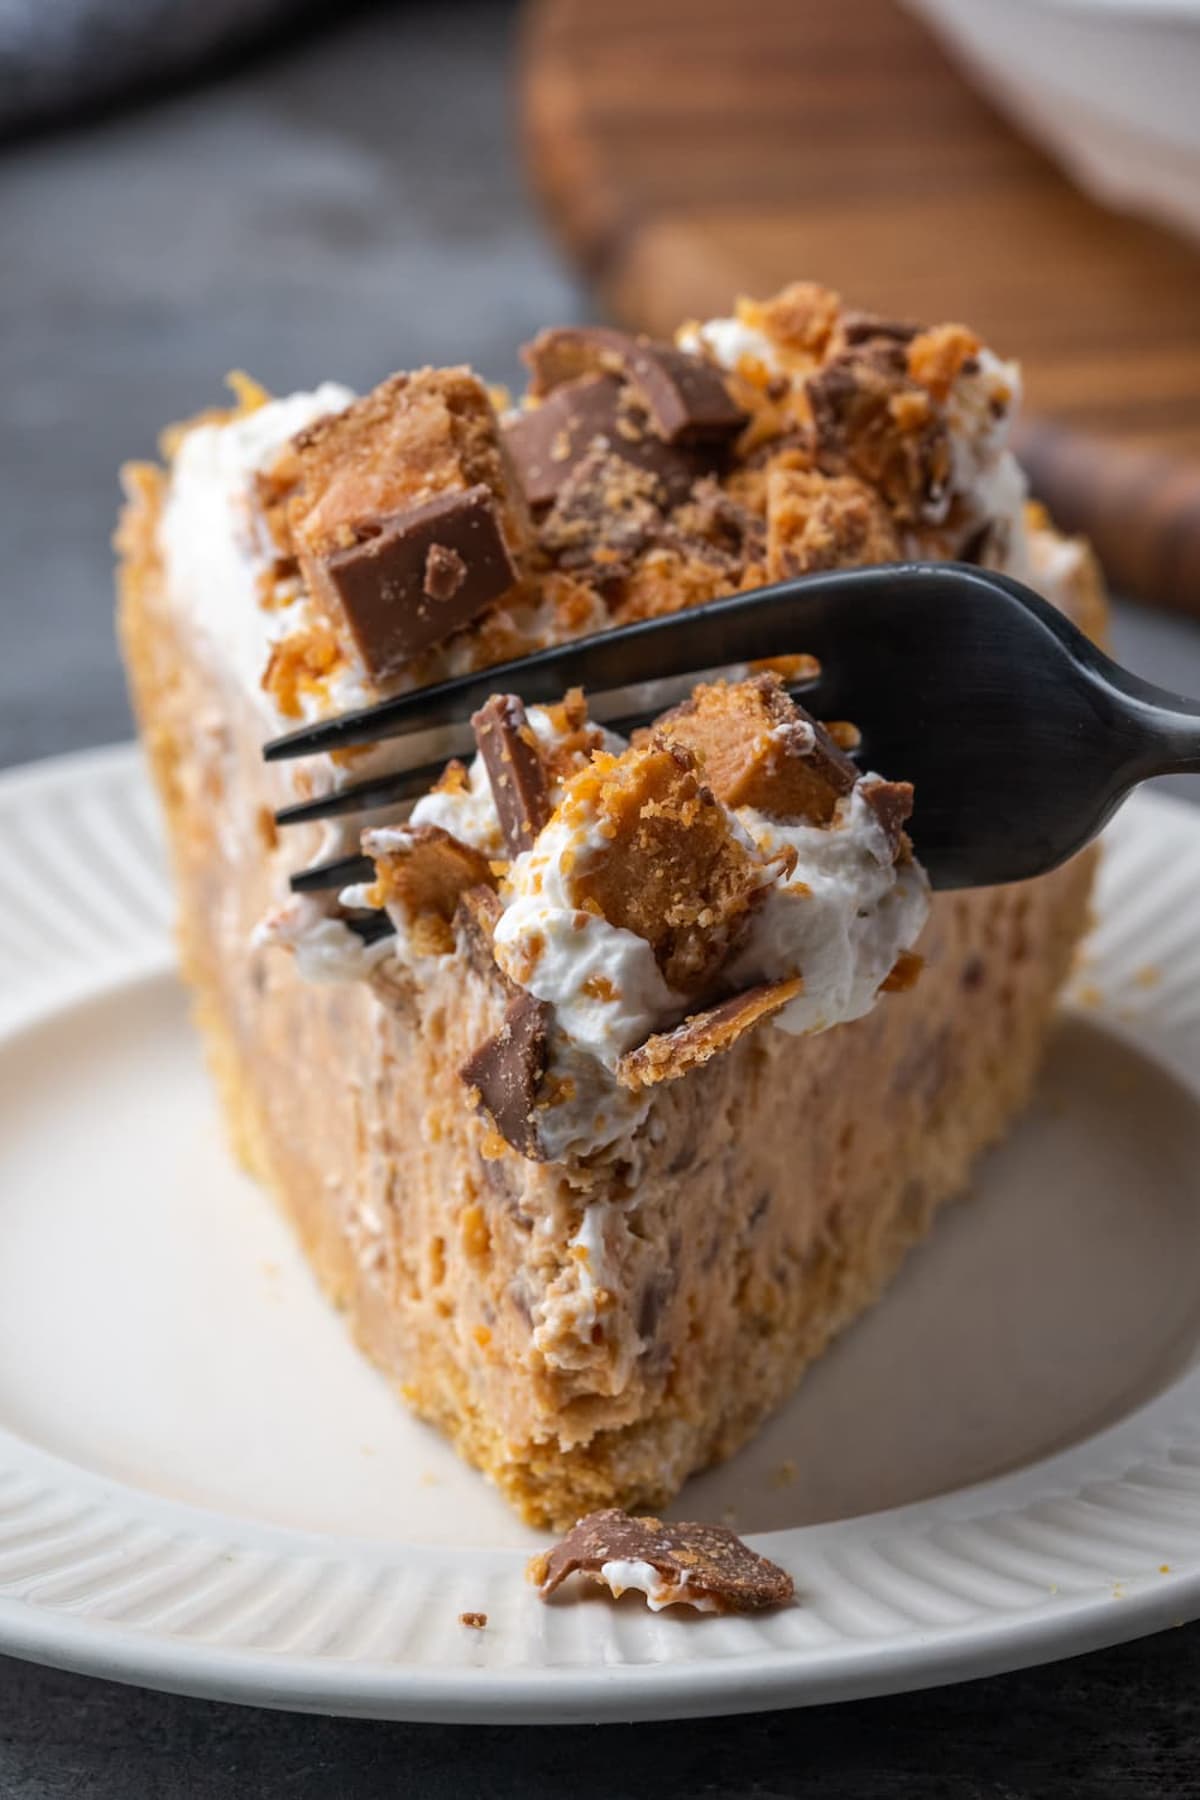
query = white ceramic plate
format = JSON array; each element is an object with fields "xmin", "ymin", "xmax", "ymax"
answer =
[{"xmin": 1, "ymin": 745, "xmax": 1199, "ymax": 1723}]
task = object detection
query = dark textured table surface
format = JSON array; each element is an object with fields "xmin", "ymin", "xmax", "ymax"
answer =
[{"xmin": 1, "ymin": 4, "xmax": 1198, "ymax": 1792}]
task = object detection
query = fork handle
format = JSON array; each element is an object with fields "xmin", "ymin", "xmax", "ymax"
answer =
[{"xmin": 1103, "ymin": 660, "xmax": 1200, "ymax": 781}]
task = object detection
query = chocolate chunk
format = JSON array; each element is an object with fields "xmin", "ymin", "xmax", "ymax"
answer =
[
  {"xmin": 539, "ymin": 449, "xmax": 665, "ymax": 585},
  {"xmin": 617, "ymin": 977, "xmax": 804, "ymax": 1091},
  {"xmin": 840, "ymin": 311, "xmax": 920, "ymax": 347},
  {"xmin": 453, "ymin": 885, "xmax": 507, "ymax": 986},
  {"xmin": 529, "ymin": 1509, "xmax": 794, "ymax": 1613},
  {"xmin": 806, "ymin": 348, "xmax": 951, "ymax": 525},
  {"xmin": 317, "ymin": 484, "xmax": 518, "ymax": 679},
  {"xmin": 860, "ymin": 777, "xmax": 914, "ymax": 861},
  {"xmin": 523, "ymin": 327, "xmax": 746, "ymax": 445},
  {"xmin": 460, "ymin": 990, "xmax": 552, "ymax": 1159},
  {"xmin": 471, "ymin": 694, "xmax": 552, "ymax": 856},
  {"xmin": 504, "ymin": 374, "xmax": 715, "ymax": 508}
]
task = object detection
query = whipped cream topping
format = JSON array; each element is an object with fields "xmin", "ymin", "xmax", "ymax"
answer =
[
  {"xmin": 731, "ymin": 784, "xmax": 930, "ymax": 1035},
  {"xmin": 493, "ymin": 802, "xmax": 683, "ymax": 1065},
  {"xmin": 160, "ymin": 385, "xmax": 357, "ymax": 722},
  {"xmin": 383, "ymin": 708, "xmax": 928, "ymax": 1158}
]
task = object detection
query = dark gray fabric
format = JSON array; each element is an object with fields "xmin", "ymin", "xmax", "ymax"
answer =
[{"xmin": 0, "ymin": 0, "xmax": 327, "ymax": 135}]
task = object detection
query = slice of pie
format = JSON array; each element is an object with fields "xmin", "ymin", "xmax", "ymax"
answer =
[{"xmin": 116, "ymin": 286, "xmax": 1103, "ymax": 1529}]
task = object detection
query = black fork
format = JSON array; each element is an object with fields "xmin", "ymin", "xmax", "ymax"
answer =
[{"xmin": 263, "ymin": 563, "xmax": 1200, "ymax": 893}]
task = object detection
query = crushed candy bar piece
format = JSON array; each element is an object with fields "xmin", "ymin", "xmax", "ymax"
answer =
[
  {"xmin": 364, "ymin": 825, "xmax": 495, "ymax": 956},
  {"xmin": 315, "ymin": 485, "xmax": 519, "ymax": 679},
  {"xmin": 538, "ymin": 449, "xmax": 666, "ymax": 585},
  {"xmin": 752, "ymin": 281, "xmax": 841, "ymax": 359},
  {"xmin": 533, "ymin": 686, "xmax": 609, "ymax": 786},
  {"xmin": 806, "ymin": 337, "xmax": 952, "ymax": 524},
  {"xmin": 766, "ymin": 466, "xmax": 899, "ymax": 579},
  {"xmin": 472, "ymin": 694, "xmax": 552, "ymax": 856},
  {"xmin": 261, "ymin": 617, "xmax": 344, "ymax": 719},
  {"xmin": 460, "ymin": 989, "xmax": 552, "ymax": 1159},
  {"xmin": 459, "ymin": 1612, "xmax": 488, "ymax": 1630},
  {"xmin": 424, "ymin": 540, "xmax": 468, "ymax": 601},
  {"xmin": 271, "ymin": 366, "xmax": 529, "ymax": 564},
  {"xmin": 503, "ymin": 373, "xmax": 713, "ymax": 508},
  {"xmin": 666, "ymin": 477, "xmax": 767, "ymax": 579},
  {"xmin": 880, "ymin": 949, "xmax": 925, "ymax": 993},
  {"xmin": 617, "ymin": 977, "xmax": 804, "ymax": 1090},
  {"xmin": 860, "ymin": 777, "xmax": 914, "ymax": 861},
  {"xmin": 529, "ymin": 1509, "xmax": 794, "ymax": 1613},
  {"xmin": 651, "ymin": 674, "xmax": 857, "ymax": 824},
  {"xmin": 566, "ymin": 742, "xmax": 772, "ymax": 994},
  {"xmin": 523, "ymin": 327, "xmax": 746, "ymax": 444},
  {"xmin": 907, "ymin": 323, "xmax": 981, "ymax": 403}
]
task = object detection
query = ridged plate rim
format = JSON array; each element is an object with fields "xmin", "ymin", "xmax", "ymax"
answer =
[{"xmin": 0, "ymin": 743, "xmax": 1198, "ymax": 1723}]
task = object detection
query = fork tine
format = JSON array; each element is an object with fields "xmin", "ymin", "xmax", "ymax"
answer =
[
  {"xmin": 344, "ymin": 911, "xmax": 395, "ymax": 946},
  {"xmin": 275, "ymin": 755, "xmax": 457, "ymax": 827},
  {"xmin": 289, "ymin": 852, "xmax": 375, "ymax": 894},
  {"xmin": 274, "ymin": 681, "xmax": 823, "ymax": 827},
  {"xmin": 261, "ymin": 565, "xmax": 897, "ymax": 763}
]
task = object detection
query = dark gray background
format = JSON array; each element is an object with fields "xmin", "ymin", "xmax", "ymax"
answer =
[{"xmin": 1, "ymin": 4, "xmax": 1198, "ymax": 1792}]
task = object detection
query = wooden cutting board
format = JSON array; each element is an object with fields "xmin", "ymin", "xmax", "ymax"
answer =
[{"xmin": 519, "ymin": 0, "xmax": 1200, "ymax": 613}]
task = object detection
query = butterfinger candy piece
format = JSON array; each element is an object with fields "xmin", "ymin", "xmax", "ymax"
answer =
[
  {"xmin": 529, "ymin": 1509, "xmax": 794, "ymax": 1613},
  {"xmin": 316, "ymin": 486, "xmax": 518, "ymax": 679},
  {"xmin": 273, "ymin": 367, "xmax": 530, "ymax": 567},
  {"xmin": 460, "ymin": 989, "xmax": 552, "ymax": 1159},
  {"xmin": 471, "ymin": 694, "xmax": 552, "ymax": 856},
  {"xmin": 907, "ymin": 323, "xmax": 981, "ymax": 403},
  {"xmin": 805, "ymin": 340, "xmax": 952, "ymax": 524},
  {"xmin": 766, "ymin": 466, "xmax": 900, "ymax": 580},
  {"xmin": 364, "ymin": 824, "xmax": 495, "ymax": 957},
  {"xmin": 617, "ymin": 977, "xmax": 804, "ymax": 1090},
  {"xmin": 565, "ymin": 742, "xmax": 772, "ymax": 995},
  {"xmin": 523, "ymin": 327, "xmax": 746, "ymax": 445},
  {"xmin": 652, "ymin": 674, "xmax": 857, "ymax": 825}
]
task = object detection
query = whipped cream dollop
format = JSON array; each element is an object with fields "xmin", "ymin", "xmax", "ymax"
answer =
[
  {"xmin": 160, "ymin": 385, "xmax": 357, "ymax": 720},
  {"xmin": 730, "ymin": 785, "xmax": 930, "ymax": 1036}
]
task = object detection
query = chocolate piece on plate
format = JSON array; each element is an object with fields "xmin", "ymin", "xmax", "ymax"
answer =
[
  {"xmin": 460, "ymin": 990, "xmax": 553, "ymax": 1159},
  {"xmin": 529, "ymin": 1508, "xmax": 794, "ymax": 1613},
  {"xmin": 317, "ymin": 484, "xmax": 517, "ymax": 678},
  {"xmin": 472, "ymin": 694, "xmax": 552, "ymax": 856}
]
